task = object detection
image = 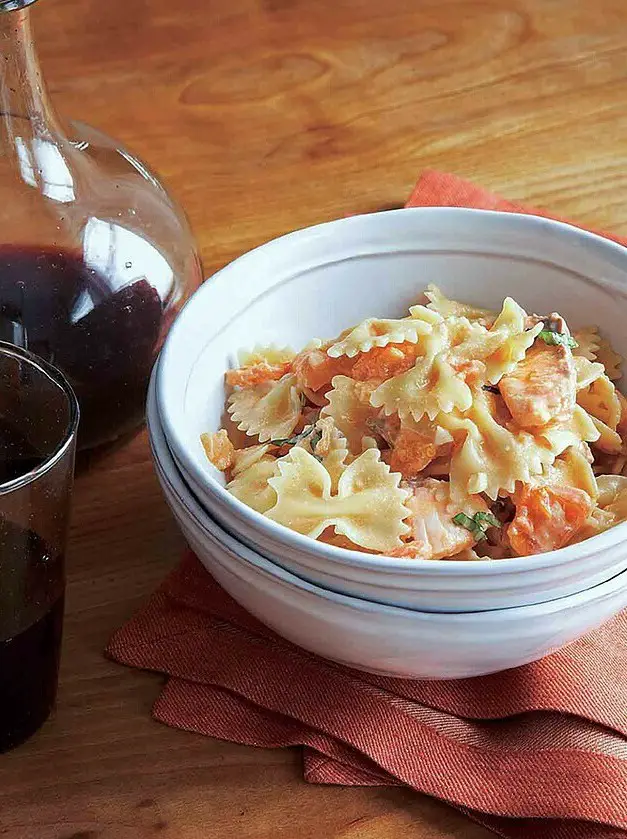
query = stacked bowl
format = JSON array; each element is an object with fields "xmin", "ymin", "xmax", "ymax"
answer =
[{"xmin": 149, "ymin": 207, "xmax": 627, "ymax": 680}]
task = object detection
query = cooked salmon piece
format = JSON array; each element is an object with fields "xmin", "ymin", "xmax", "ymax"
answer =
[
  {"xmin": 499, "ymin": 342, "xmax": 576, "ymax": 429},
  {"xmin": 201, "ymin": 429, "xmax": 236, "ymax": 471},
  {"xmin": 368, "ymin": 412, "xmax": 448, "ymax": 479},
  {"xmin": 351, "ymin": 341, "xmax": 421, "ymax": 383},
  {"xmin": 389, "ymin": 426, "xmax": 437, "ymax": 478},
  {"xmin": 292, "ymin": 343, "xmax": 355, "ymax": 393},
  {"xmin": 226, "ymin": 361, "xmax": 292, "ymax": 389},
  {"xmin": 508, "ymin": 483, "xmax": 593, "ymax": 556},
  {"xmin": 388, "ymin": 478, "xmax": 489, "ymax": 560}
]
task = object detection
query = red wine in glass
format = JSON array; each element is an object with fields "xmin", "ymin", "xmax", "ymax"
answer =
[{"xmin": 0, "ymin": 421, "xmax": 65, "ymax": 752}]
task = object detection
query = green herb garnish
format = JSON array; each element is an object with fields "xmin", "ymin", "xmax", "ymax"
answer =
[
  {"xmin": 452, "ymin": 512, "xmax": 477, "ymax": 531},
  {"xmin": 537, "ymin": 330, "xmax": 578, "ymax": 349},
  {"xmin": 270, "ymin": 425, "xmax": 324, "ymax": 460},
  {"xmin": 453, "ymin": 511, "xmax": 500, "ymax": 542},
  {"xmin": 474, "ymin": 511, "xmax": 500, "ymax": 529},
  {"xmin": 269, "ymin": 426, "xmax": 315, "ymax": 447}
]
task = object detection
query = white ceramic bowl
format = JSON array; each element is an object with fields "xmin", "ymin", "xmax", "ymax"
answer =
[
  {"xmin": 156, "ymin": 207, "xmax": 627, "ymax": 612},
  {"xmin": 148, "ymin": 372, "xmax": 627, "ymax": 679}
]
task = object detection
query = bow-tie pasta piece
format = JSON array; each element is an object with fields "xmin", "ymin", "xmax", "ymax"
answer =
[
  {"xmin": 597, "ymin": 475, "xmax": 627, "ymax": 518},
  {"xmin": 327, "ymin": 307, "xmax": 441, "ymax": 359},
  {"xmin": 572, "ymin": 326, "xmax": 601, "ymax": 362},
  {"xmin": 321, "ymin": 376, "xmax": 381, "ymax": 454},
  {"xmin": 589, "ymin": 416, "xmax": 623, "ymax": 455},
  {"xmin": 595, "ymin": 337, "xmax": 623, "ymax": 381},
  {"xmin": 227, "ymin": 455, "xmax": 280, "ymax": 514},
  {"xmin": 539, "ymin": 405, "xmax": 600, "ymax": 456},
  {"xmin": 228, "ymin": 373, "xmax": 302, "ymax": 443},
  {"xmin": 237, "ymin": 344, "xmax": 296, "ymax": 367},
  {"xmin": 483, "ymin": 298, "xmax": 543, "ymax": 384},
  {"xmin": 572, "ymin": 328, "xmax": 622, "ymax": 379},
  {"xmin": 424, "ymin": 284, "xmax": 496, "ymax": 326},
  {"xmin": 574, "ymin": 356, "xmax": 605, "ymax": 391},
  {"xmin": 577, "ymin": 372, "xmax": 622, "ymax": 431},
  {"xmin": 307, "ymin": 417, "xmax": 350, "ymax": 492},
  {"xmin": 432, "ymin": 298, "xmax": 538, "ymax": 386},
  {"xmin": 439, "ymin": 389, "xmax": 555, "ymax": 501},
  {"xmin": 231, "ymin": 443, "xmax": 274, "ymax": 476},
  {"xmin": 570, "ymin": 473, "xmax": 627, "ymax": 543},
  {"xmin": 370, "ymin": 320, "xmax": 473, "ymax": 422},
  {"xmin": 573, "ymin": 366, "xmax": 623, "ymax": 454},
  {"xmin": 549, "ymin": 446, "xmax": 599, "ymax": 500},
  {"xmin": 266, "ymin": 447, "xmax": 411, "ymax": 552}
]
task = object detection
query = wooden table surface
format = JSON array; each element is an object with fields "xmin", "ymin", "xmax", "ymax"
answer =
[{"xmin": 2, "ymin": 0, "xmax": 627, "ymax": 836}]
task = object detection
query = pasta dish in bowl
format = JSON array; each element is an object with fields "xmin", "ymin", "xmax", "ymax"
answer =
[
  {"xmin": 201, "ymin": 285, "xmax": 627, "ymax": 562},
  {"xmin": 155, "ymin": 207, "xmax": 627, "ymax": 611}
]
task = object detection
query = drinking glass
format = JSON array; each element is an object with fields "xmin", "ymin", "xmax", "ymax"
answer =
[{"xmin": 0, "ymin": 341, "xmax": 78, "ymax": 752}]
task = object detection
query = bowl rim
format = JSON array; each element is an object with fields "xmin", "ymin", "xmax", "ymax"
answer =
[
  {"xmin": 149, "ymin": 373, "xmax": 627, "ymax": 622},
  {"xmin": 156, "ymin": 205, "xmax": 627, "ymax": 575}
]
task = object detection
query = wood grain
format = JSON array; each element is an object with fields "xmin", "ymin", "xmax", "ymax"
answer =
[{"xmin": 1, "ymin": 0, "xmax": 626, "ymax": 835}]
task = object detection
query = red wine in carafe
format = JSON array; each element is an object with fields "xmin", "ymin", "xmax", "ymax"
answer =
[{"xmin": 0, "ymin": 245, "xmax": 163, "ymax": 450}]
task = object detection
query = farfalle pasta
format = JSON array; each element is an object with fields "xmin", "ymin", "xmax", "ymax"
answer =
[
  {"xmin": 321, "ymin": 376, "xmax": 379, "ymax": 454},
  {"xmin": 327, "ymin": 306, "xmax": 441, "ymax": 358},
  {"xmin": 267, "ymin": 447, "xmax": 410, "ymax": 552},
  {"xmin": 227, "ymin": 373, "xmax": 302, "ymax": 443},
  {"xmin": 573, "ymin": 326, "xmax": 601, "ymax": 362},
  {"xmin": 424, "ymin": 284, "xmax": 496, "ymax": 326},
  {"xmin": 596, "ymin": 338, "xmax": 623, "ymax": 381},
  {"xmin": 201, "ymin": 286, "xmax": 627, "ymax": 560},
  {"xmin": 438, "ymin": 388, "xmax": 556, "ymax": 501}
]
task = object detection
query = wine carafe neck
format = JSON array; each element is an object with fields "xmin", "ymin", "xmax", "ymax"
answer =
[{"xmin": 0, "ymin": 3, "xmax": 63, "ymax": 142}]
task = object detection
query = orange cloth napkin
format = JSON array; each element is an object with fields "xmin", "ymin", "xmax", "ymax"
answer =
[{"xmin": 108, "ymin": 172, "xmax": 627, "ymax": 839}]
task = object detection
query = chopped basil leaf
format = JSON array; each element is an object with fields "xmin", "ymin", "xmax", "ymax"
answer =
[
  {"xmin": 269, "ymin": 426, "xmax": 315, "ymax": 447},
  {"xmin": 270, "ymin": 425, "xmax": 325, "ymax": 460},
  {"xmin": 452, "ymin": 512, "xmax": 475, "ymax": 530},
  {"xmin": 537, "ymin": 330, "xmax": 578, "ymax": 349},
  {"xmin": 474, "ymin": 511, "xmax": 500, "ymax": 529},
  {"xmin": 452, "ymin": 511, "xmax": 500, "ymax": 542}
]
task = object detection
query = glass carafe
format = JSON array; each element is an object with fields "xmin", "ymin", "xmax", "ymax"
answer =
[{"xmin": 0, "ymin": 0, "xmax": 202, "ymax": 450}]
